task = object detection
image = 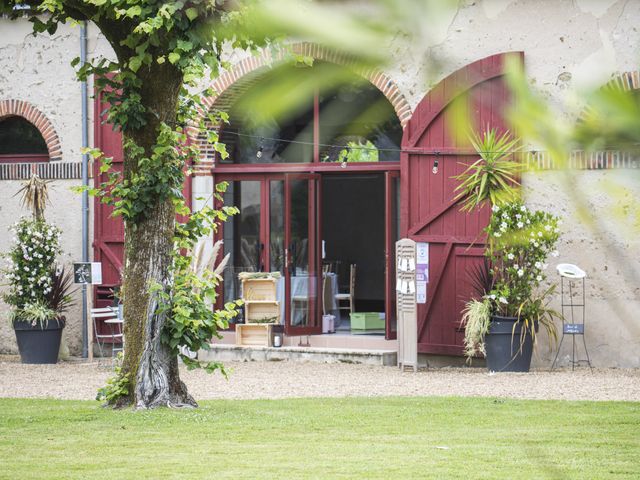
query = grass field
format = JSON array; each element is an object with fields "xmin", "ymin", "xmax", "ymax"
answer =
[{"xmin": 0, "ymin": 397, "xmax": 638, "ymax": 479}]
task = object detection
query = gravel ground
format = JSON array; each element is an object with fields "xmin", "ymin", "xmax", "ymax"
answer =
[{"xmin": 1, "ymin": 355, "xmax": 638, "ymax": 402}]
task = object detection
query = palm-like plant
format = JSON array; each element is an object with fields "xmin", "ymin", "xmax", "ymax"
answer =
[
  {"xmin": 16, "ymin": 174, "xmax": 51, "ymax": 221},
  {"xmin": 454, "ymin": 128, "xmax": 522, "ymax": 212}
]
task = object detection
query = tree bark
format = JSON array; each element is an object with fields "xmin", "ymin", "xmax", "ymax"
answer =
[{"xmin": 117, "ymin": 64, "xmax": 196, "ymax": 408}]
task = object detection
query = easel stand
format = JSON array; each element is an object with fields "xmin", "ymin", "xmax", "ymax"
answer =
[{"xmin": 551, "ymin": 271, "xmax": 593, "ymax": 372}]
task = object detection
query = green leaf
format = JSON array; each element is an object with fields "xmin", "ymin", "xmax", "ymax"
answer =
[
  {"xmin": 185, "ymin": 7, "xmax": 198, "ymax": 21},
  {"xmin": 168, "ymin": 52, "xmax": 181, "ymax": 64},
  {"xmin": 129, "ymin": 56, "xmax": 143, "ymax": 72}
]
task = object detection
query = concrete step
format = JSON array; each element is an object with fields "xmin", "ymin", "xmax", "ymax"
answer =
[{"xmin": 198, "ymin": 344, "xmax": 397, "ymax": 366}]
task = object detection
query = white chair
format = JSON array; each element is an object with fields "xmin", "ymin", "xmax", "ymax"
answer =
[
  {"xmin": 335, "ymin": 264, "xmax": 356, "ymax": 315},
  {"xmin": 91, "ymin": 307, "xmax": 124, "ymax": 358}
]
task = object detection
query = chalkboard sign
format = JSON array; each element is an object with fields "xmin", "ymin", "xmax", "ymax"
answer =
[
  {"xmin": 563, "ymin": 323, "xmax": 584, "ymax": 335},
  {"xmin": 73, "ymin": 262, "xmax": 103, "ymax": 285}
]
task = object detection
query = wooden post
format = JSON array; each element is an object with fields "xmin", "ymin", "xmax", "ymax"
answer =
[{"xmin": 396, "ymin": 238, "xmax": 418, "ymax": 372}]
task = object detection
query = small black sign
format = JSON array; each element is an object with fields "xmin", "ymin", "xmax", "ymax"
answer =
[
  {"xmin": 73, "ymin": 262, "xmax": 103, "ymax": 285},
  {"xmin": 564, "ymin": 323, "xmax": 584, "ymax": 335}
]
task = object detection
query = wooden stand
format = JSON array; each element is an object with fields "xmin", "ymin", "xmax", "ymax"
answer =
[
  {"xmin": 236, "ymin": 324, "xmax": 274, "ymax": 347},
  {"xmin": 237, "ymin": 275, "xmax": 280, "ymax": 347}
]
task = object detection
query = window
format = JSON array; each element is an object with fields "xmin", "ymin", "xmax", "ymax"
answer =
[
  {"xmin": 0, "ymin": 116, "xmax": 49, "ymax": 162},
  {"xmin": 218, "ymin": 63, "xmax": 401, "ymax": 164}
]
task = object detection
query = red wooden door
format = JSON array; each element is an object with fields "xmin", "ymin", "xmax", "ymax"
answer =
[
  {"xmin": 400, "ymin": 52, "xmax": 523, "ymax": 355},
  {"xmin": 93, "ymin": 89, "xmax": 125, "ymax": 305},
  {"xmin": 93, "ymin": 91, "xmax": 192, "ymax": 306}
]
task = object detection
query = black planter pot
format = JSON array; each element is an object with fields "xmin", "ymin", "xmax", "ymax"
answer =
[
  {"xmin": 485, "ymin": 315, "xmax": 535, "ymax": 373},
  {"xmin": 13, "ymin": 319, "xmax": 64, "ymax": 364}
]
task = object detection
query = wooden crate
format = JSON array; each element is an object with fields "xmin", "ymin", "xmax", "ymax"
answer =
[
  {"xmin": 241, "ymin": 278, "xmax": 278, "ymax": 301},
  {"xmin": 350, "ymin": 312, "xmax": 385, "ymax": 331},
  {"xmin": 236, "ymin": 324, "xmax": 273, "ymax": 347},
  {"xmin": 245, "ymin": 300, "xmax": 280, "ymax": 324}
]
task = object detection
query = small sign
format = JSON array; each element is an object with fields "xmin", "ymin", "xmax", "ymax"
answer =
[
  {"xmin": 416, "ymin": 281, "xmax": 427, "ymax": 304},
  {"xmin": 416, "ymin": 242, "xmax": 429, "ymax": 265},
  {"xmin": 564, "ymin": 323, "xmax": 584, "ymax": 335},
  {"xmin": 73, "ymin": 262, "xmax": 103, "ymax": 285},
  {"xmin": 416, "ymin": 264, "xmax": 429, "ymax": 283}
]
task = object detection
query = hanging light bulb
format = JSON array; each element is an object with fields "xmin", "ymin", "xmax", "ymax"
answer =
[
  {"xmin": 432, "ymin": 152, "xmax": 440, "ymax": 174},
  {"xmin": 256, "ymin": 144, "xmax": 263, "ymax": 159}
]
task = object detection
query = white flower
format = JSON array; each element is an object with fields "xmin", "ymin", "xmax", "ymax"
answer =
[
  {"xmin": 526, "ymin": 219, "xmax": 530, "ymax": 224},
  {"xmin": 513, "ymin": 264, "xmax": 519, "ymax": 270},
  {"xmin": 551, "ymin": 250, "xmax": 559, "ymax": 257},
  {"xmin": 500, "ymin": 222, "xmax": 508, "ymax": 231},
  {"xmin": 492, "ymin": 205, "xmax": 500, "ymax": 213},
  {"xmin": 520, "ymin": 205, "xmax": 527, "ymax": 212},
  {"xmin": 533, "ymin": 241, "xmax": 539, "ymax": 247},
  {"xmin": 515, "ymin": 214, "xmax": 522, "ymax": 219},
  {"xmin": 517, "ymin": 222, "xmax": 524, "ymax": 228},
  {"xmin": 489, "ymin": 294, "xmax": 496, "ymax": 300},
  {"xmin": 502, "ymin": 212, "xmax": 509, "ymax": 219},
  {"xmin": 494, "ymin": 232, "xmax": 502, "ymax": 237},
  {"xmin": 535, "ymin": 261, "xmax": 542, "ymax": 269},
  {"xmin": 536, "ymin": 275, "xmax": 542, "ymax": 281},
  {"xmin": 538, "ymin": 232, "xmax": 543, "ymax": 237},
  {"xmin": 507, "ymin": 253, "xmax": 515, "ymax": 260},
  {"xmin": 499, "ymin": 297, "xmax": 508, "ymax": 304},
  {"xmin": 544, "ymin": 225, "xmax": 552, "ymax": 231},
  {"xmin": 517, "ymin": 269, "xmax": 524, "ymax": 277},
  {"xmin": 24, "ymin": 266, "xmax": 29, "ymax": 272}
]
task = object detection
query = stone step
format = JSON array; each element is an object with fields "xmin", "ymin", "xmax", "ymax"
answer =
[{"xmin": 198, "ymin": 344, "xmax": 397, "ymax": 366}]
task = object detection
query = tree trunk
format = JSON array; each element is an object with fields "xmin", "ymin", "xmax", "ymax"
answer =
[{"xmin": 117, "ymin": 64, "xmax": 196, "ymax": 409}]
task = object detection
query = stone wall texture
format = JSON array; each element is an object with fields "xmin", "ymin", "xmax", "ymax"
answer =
[{"xmin": 1, "ymin": 0, "xmax": 640, "ymax": 364}]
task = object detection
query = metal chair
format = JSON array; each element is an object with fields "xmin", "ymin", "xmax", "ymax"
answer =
[
  {"xmin": 90, "ymin": 307, "xmax": 124, "ymax": 358},
  {"xmin": 335, "ymin": 263, "xmax": 356, "ymax": 315}
]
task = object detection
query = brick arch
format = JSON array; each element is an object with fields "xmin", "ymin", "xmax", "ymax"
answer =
[
  {"xmin": 0, "ymin": 99, "xmax": 62, "ymax": 161},
  {"xmin": 191, "ymin": 42, "xmax": 412, "ymax": 140}
]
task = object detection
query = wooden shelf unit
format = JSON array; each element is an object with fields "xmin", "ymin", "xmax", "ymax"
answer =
[{"xmin": 236, "ymin": 324, "xmax": 274, "ymax": 347}]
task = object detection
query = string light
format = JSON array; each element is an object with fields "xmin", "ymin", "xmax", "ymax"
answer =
[
  {"xmin": 432, "ymin": 153, "xmax": 440, "ymax": 174},
  {"xmin": 225, "ymin": 130, "xmax": 555, "ymax": 156}
]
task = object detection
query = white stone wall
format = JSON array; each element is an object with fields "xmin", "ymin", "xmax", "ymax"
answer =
[
  {"xmin": 0, "ymin": 179, "xmax": 85, "ymax": 356},
  {"xmin": 524, "ymin": 170, "xmax": 640, "ymax": 368}
]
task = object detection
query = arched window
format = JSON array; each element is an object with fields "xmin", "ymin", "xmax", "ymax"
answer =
[
  {"xmin": 218, "ymin": 63, "xmax": 402, "ymax": 164},
  {"xmin": 0, "ymin": 115, "xmax": 49, "ymax": 163}
]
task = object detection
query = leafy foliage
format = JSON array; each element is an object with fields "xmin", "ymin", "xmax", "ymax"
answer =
[
  {"xmin": 454, "ymin": 129, "xmax": 522, "ymax": 211},
  {"xmin": 460, "ymin": 298, "xmax": 491, "ymax": 361},
  {"xmin": 2, "ymin": 217, "xmax": 65, "ymax": 325},
  {"xmin": 97, "ymin": 353, "xmax": 131, "ymax": 405},
  {"xmin": 158, "ymin": 182, "xmax": 242, "ymax": 374}
]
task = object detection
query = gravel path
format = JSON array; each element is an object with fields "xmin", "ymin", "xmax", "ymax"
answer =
[{"xmin": 1, "ymin": 355, "xmax": 638, "ymax": 402}]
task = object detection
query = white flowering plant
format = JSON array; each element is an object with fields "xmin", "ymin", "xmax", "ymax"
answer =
[
  {"xmin": 2, "ymin": 217, "xmax": 68, "ymax": 326},
  {"xmin": 485, "ymin": 201, "xmax": 560, "ymax": 319}
]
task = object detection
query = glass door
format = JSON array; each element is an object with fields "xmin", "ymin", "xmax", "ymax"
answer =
[
  {"xmin": 385, "ymin": 171, "xmax": 400, "ymax": 339},
  {"xmin": 284, "ymin": 174, "xmax": 321, "ymax": 335}
]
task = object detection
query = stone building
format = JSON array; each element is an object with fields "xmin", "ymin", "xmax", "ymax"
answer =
[{"xmin": 1, "ymin": 0, "xmax": 639, "ymax": 367}]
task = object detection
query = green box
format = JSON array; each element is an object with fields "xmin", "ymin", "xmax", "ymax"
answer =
[{"xmin": 350, "ymin": 312, "xmax": 385, "ymax": 331}]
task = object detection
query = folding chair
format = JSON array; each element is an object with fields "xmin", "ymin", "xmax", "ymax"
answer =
[{"xmin": 90, "ymin": 307, "xmax": 124, "ymax": 358}]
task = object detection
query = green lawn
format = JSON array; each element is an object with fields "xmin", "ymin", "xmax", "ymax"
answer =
[{"xmin": 0, "ymin": 397, "xmax": 638, "ymax": 479}]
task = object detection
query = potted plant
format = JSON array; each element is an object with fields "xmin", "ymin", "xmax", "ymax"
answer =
[
  {"xmin": 456, "ymin": 129, "xmax": 561, "ymax": 372},
  {"xmin": 2, "ymin": 175, "xmax": 74, "ymax": 364}
]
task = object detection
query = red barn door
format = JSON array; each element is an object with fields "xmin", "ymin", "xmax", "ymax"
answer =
[
  {"xmin": 93, "ymin": 91, "xmax": 192, "ymax": 307},
  {"xmin": 93, "ymin": 90, "xmax": 125, "ymax": 306},
  {"xmin": 400, "ymin": 52, "xmax": 523, "ymax": 356}
]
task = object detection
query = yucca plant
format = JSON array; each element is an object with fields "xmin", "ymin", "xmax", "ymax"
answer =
[
  {"xmin": 16, "ymin": 174, "xmax": 51, "ymax": 221},
  {"xmin": 454, "ymin": 128, "xmax": 522, "ymax": 212}
]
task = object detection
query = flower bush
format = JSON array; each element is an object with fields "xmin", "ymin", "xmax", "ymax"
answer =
[
  {"xmin": 2, "ymin": 217, "xmax": 63, "ymax": 324},
  {"xmin": 485, "ymin": 201, "xmax": 560, "ymax": 319}
]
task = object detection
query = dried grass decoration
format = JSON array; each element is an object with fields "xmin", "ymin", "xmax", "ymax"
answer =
[{"xmin": 16, "ymin": 174, "xmax": 51, "ymax": 221}]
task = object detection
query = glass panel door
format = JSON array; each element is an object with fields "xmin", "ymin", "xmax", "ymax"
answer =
[
  {"xmin": 284, "ymin": 174, "xmax": 321, "ymax": 335},
  {"xmin": 385, "ymin": 171, "xmax": 399, "ymax": 339},
  {"xmin": 222, "ymin": 179, "xmax": 263, "ymax": 324}
]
